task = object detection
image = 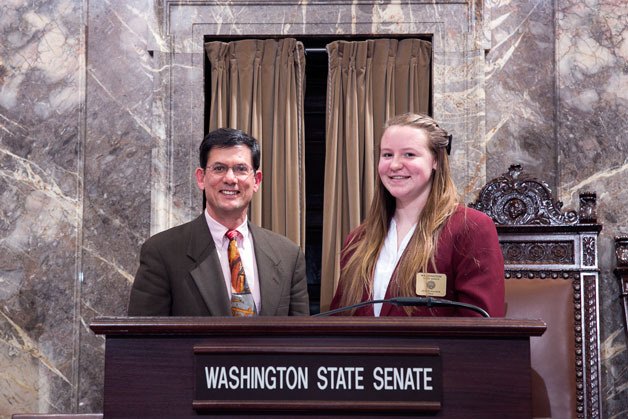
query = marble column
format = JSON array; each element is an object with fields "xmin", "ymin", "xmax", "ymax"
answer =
[{"xmin": 0, "ymin": 0, "xmax": 85, "ymax": 413}]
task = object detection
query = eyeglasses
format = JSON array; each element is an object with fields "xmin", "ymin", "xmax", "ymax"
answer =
[{"xmin": 205, "ymin": 163, "xmax": 254, "ymax": 179}]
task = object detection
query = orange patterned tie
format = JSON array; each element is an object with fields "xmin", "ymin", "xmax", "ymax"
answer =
[{"xmin": 226, "ymin": 230, "xmax": 257, "ymax": 316}]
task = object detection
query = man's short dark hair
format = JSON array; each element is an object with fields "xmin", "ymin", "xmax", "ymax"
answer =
[{"xmin": 199, "ymin": 128, "xmax": 261, "ymax": 170}]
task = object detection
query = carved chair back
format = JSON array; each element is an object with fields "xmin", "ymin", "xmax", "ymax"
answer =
[
  {"xmin": 614, "ymin": 237, "xmax": 628, "ymax": 336},
  {"xmin": 470, "ymin": 164, "xmax": 602, "ymax": 419}
]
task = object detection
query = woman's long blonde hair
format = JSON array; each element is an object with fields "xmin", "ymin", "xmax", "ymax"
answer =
[{"xmin": 337, "ymin": 113, "xmax": 460, "ymax": 313}]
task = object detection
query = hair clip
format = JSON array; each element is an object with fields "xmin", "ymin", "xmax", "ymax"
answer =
[{"xmin": 446, "ymin": 134, "xmax": 452, "ymax": 155}]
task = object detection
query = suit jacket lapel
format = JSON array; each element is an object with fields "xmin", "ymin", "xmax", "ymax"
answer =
[
  {"xmin": 188, "ymin": 214, "xmax": 231, "ymax": 316},
  {"xmin": 249, "ymin": 223, "xmax": 282, "ymax": 316}
]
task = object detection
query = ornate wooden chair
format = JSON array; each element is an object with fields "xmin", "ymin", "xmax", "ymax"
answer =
[{"xmin": 470, "ymin": 164, "xmax": 602, "ymax": 419}]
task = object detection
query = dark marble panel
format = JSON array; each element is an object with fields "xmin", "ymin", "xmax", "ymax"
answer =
[
  {"xmin": 555, "ymin": 1, "xmax": 628, "ymax": 414},
  {"xmin": 485, "ymin": 0, "xmax": 558, "ymax": 191}
]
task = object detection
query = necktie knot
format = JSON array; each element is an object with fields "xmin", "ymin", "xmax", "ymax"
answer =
[{"xmin": 226, "ymin": 229, "xmax": 239, "ymax": 241}]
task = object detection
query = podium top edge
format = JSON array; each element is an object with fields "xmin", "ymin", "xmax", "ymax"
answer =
[{"xmin": 89, "ymin": 316, "xmax": 546, "ymax": 337}]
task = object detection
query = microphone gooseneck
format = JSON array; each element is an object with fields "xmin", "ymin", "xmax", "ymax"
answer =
[
  {"xmin": 313, "ymin": 299, "xmax": 392, "ymax": 317},
  {"xmin": 314, "ymin": 296, "xmax": 490, "ymax": 318}
]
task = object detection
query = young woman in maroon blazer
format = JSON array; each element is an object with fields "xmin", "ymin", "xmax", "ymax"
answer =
[{"xmin": 330, "ymin": 113, "xmax": 505, "ymax": 317}]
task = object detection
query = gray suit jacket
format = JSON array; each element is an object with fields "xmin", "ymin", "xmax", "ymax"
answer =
[{"xmin": 128, "ymin": 214, "xmax": 309, "ymax": 316}]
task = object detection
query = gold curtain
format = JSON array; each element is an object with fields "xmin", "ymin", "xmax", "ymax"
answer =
[
  {"xmin": 320, "ymin": 39, "xmax": 432, "ymax": 311},
  {"xmin": 205, "ymin": 39, "xmax": 306, "ymax": 249}
]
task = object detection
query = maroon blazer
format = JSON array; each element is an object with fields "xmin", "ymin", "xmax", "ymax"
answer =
[{"xmin": 330, "ymin": 206, "xmax": 505, "ymax": 317}]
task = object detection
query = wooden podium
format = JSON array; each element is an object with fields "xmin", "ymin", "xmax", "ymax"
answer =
[{"xmin": 90, "ymin": 316, "xmax": 545, "ymax": 417}]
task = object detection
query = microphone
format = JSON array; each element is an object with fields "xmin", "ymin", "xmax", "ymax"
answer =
[{"xmin": 313, "ymin": 296, "xmax": 490, "ymax": 318}]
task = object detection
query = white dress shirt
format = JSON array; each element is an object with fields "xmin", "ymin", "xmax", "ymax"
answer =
[
  {"xmin": 204, "ymin": 211, "xmax": 261, "ymax": 311},
  {"xmin": 372, "ymin": 219, "xmax": 416, "ymax": 316}
]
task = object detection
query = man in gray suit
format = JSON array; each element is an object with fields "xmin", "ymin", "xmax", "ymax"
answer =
[{"xmin": 128, "ymin": 128, "xmax": 309, "ymax": 316}]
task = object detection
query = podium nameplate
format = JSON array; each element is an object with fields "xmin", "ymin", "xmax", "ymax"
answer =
[{"xmin": 193, "ymin": 345, "xmax": 442, "ymax": 413}]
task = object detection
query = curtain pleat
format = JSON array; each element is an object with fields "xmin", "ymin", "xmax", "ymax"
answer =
[
  {"xmin": 320, "ymin": 38, "xmax": 432, "ymax": 311},
  {"xmin": 205, "ymin": 39, "xmax": 306, "ymax": 249}
]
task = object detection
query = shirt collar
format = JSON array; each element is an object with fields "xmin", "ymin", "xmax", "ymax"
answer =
[
  {"xmin": 204, "ymin": 210, "xmax": 249, "ymax": 246},
  {"xmin": 387, "ymin": 218, "xmax": 417, "ymax": 254}
]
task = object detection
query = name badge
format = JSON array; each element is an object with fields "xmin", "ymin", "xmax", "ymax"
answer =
[{"xmin": 415, "ymin": 273, "xmax": 447, "ymax": 297}]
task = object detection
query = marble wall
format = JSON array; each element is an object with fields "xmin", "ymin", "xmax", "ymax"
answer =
[
  {"xmin": 486, "ymin": 0, "xmax": 628, "ymax": 416},
  {"xmin": 0, "ymin": 0, "xmax": 625, "ymax": 417},
  {"xmin": 1, "ymin": 0, "xmax": 85, "ymax": 413}
]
